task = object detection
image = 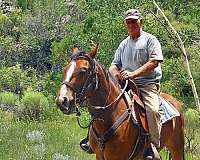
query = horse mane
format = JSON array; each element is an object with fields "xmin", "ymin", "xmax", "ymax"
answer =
[{"xmin": 95, "ymin": 60, "xmax": 121, "ymax": 89}]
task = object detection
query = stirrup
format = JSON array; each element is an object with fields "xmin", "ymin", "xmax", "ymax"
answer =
[
  {"xmin": 151, "ymin": 143, "xmax": 160, "ymax": 160},
  {"xmin": 80, "ymin": 137, "xmax": 94, "ymax": 154}
]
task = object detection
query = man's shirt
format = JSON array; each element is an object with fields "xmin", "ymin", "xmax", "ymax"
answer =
[{"xmin": 112, "ymin": 31, "xmax": 163, "ymax": 86}]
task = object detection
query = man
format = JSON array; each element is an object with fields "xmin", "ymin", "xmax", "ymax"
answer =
[{"xmin": 109, "ymin": 9, "xmax": 163, "ymax": 159}]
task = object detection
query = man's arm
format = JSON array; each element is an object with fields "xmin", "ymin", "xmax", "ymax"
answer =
[{"xmin": 121, "ymin": 60, "xmax": 160, "ymax": 80}]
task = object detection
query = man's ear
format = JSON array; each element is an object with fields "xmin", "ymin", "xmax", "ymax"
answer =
[
  {"xmin": 139, "ymin": 19, "xmax": 142, "ymax": 27},
  {"xmin": 88, "ymin": 44, "xmax": 99, "ymax": 59}
]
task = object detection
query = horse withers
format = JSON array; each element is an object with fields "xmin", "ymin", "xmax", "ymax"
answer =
[{"xmin": 56, "ymin": 45, "xmax": 185, "ymax": 160}]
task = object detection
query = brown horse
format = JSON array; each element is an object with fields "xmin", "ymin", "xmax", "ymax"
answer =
[{"xmin": 56, "ymin": 45, "xmax": 184, "ymax": 160}]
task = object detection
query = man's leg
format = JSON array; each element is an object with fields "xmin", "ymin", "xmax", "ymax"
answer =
[{"xmin": 139, "ymin": 84, "xmax": 162, "ymax": 159}]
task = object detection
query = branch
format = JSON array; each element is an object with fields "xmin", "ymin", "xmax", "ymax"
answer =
[{"xmin": 152, "ymin": 0, "xmax": 200, "ymax": 113}]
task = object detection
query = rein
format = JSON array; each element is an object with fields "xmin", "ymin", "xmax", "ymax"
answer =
[{"xmin": 89, "ymin": 80, "xmax": 128, "ymax": 110}]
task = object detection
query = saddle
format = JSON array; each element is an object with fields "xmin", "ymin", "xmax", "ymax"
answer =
[
  {"xmin": 122, "ymin": 80, "xmax": 162, "ymax": 159},
  {"xmin": 122, "ymin": 79, "xmax": 149, "ymax": 133}
]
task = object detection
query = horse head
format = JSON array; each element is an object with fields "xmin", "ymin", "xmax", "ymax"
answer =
[{"xmin": 56, "ymin": 44, "xmax": 99, "ymax": 114}]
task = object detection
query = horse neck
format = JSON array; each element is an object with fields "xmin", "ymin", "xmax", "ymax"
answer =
[
  {"xmin": 87, "ymin": 65, "xmax": 121, "ymax": 107},
  {"xmin": 87, "ymin": 65, "xmax": 129, "ymax": 132},
  {"xmin": 86, "ymin": 66, "xmax": 139, "ymax": 153}
]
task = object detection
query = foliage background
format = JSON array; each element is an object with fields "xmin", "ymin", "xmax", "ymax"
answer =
[{"xmin": 0, "ymin": 0, "xmax": 200, "ymax": 159}]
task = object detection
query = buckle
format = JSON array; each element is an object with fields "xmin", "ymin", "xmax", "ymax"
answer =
[{"xmin": 97, "ymin": 138, "xmax": 105, "ymax": 151}]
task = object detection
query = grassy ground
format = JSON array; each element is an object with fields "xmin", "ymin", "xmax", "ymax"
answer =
[
  {"xmin": 0, "ymin": 111, "xmax": 95, "ymax": 160},
  {"xmin": 0, "ymin": 110, "xmax": 198, "ymax": 160}
]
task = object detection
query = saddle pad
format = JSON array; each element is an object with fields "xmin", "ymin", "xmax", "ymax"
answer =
[{"xmin": 159, "ymin": 97, "xmax": 180, "ymax": 124}]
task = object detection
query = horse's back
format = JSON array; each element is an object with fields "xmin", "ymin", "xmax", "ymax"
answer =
[{"xmin": 160, "ymin": 92, "xmax": 183, "ymax": 113}]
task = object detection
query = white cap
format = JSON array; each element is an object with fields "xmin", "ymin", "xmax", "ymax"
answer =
[{"xmin": 124, "ymin": 9, "xmax": 142, "ymax": 20}]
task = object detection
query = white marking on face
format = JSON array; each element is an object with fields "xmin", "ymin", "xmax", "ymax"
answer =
[{"xmin": 65, "ymin": 61, "xmax": 76, "ymax": 82}]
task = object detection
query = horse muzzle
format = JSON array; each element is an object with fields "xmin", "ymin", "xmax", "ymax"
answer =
[{"xmin": 56, "ymin": 96, "xmax": 76, "ymax": 115}]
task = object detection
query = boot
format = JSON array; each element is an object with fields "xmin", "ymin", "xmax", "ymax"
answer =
[
  {"xmin": 143, "ymin": 143, "xmax": 161, "ymax": 160},
  {"xmin": 143, "ymin": 147, "xmax": 154, "ymax": 160}
]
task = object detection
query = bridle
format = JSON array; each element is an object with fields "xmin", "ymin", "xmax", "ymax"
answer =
[
  {"xmin": 61, "ymin": 50, "xmax": 128, "ymax": 111},
  {"xmin": 62, "ymin": 51, "xmax": 128, "ymax": 110},
  {"xmin": 62, "ymin": 51, "xmax": 98, "ymax": 105}
]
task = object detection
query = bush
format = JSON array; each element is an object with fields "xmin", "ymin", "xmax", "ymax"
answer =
[
  {"xmin": 185, "ymin": 108, "xmax": 200, "ymax": 156},
  {"xmin": 0, "ymin": 14, "xmax": 14, "ymax": 36},
  {"xmin": 0, "ymin": 92, "xmax": 19, "ymax": 106},
  {"xmin": 18, "ymin": 91, "xmax": 49, "ymax": 120},
  {"xmin": 41, "ymin": 94, "xmax": 63, "ymax": 121},
  {"xmin": 0, "ymin": 64, "xmax": 29, "ymax": 94},
  {"xmin": 0, "ymin": 64, "xmax": 53, "ymax": 95},
  {"xmin": 0, "ymin": 92, "xmax": 18, "ymax": 113},
  {"xmin": 0, "ymin": 110, "xmax": 14, "ymax": 123}
]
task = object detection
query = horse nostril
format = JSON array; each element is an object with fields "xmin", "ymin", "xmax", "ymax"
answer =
[
  {"xmin": 64, "ymin": 96, "xmax": 72, "ymax": 107},
  {"xmin": 56, "ymin": 96, "xmax": 67, "ymax": 107},
  {"xmin": 63, "ymin": 97, "xmax": 68, "ymax": 103}
]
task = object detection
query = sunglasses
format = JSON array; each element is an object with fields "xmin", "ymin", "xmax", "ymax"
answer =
[{"xmin": 125, "ymin": 19, "xmax": 138, "ymax": 24}]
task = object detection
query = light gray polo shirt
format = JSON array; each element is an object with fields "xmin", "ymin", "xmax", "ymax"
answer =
[{"xmin": 112, "ymin": 31, "xmax": 163, "ymax": 86}]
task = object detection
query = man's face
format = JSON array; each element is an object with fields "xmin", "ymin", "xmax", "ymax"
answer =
[{"xmin": 124, "ymin": 19, "xmax": 141, "ymax": 38}]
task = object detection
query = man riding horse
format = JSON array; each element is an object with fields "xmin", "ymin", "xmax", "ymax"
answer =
[
  {"xmin": 109, "ymin": 9, "xmax": 163, "ymax": 159},
  {"xmin": 81, "ymin": 9, "xmax": 163, "ymax": 159}
]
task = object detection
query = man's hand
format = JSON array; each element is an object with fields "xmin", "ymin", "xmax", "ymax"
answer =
[
  {"xmin": 120, "ymin": 60, "xmax": 160, "ymax": 80},
  {"xmin": 120, "ymin": 70, "xmax": 135, "ymax": 80}
]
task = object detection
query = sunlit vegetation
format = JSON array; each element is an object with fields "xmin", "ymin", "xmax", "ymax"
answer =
[{"xmin": 0, "ymin": 0, "xmax": 200, "ymax": 159}]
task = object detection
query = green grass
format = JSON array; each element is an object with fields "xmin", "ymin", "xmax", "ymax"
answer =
[
  {"xmin": 0, "ymin": 113, "xmax": 95, "ymax": 160},
  {"xmin": 0, "ymin": 110, "xmax": 199, "ymax": 160}
]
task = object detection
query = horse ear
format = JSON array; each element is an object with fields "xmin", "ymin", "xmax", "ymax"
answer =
[
  {"xmin": 88, "ymin": 44, "xmax": 99, "ymax": 58},
  {"xmin": 72, "ymin": 47, "xmax": 80, "ymax": 54}
]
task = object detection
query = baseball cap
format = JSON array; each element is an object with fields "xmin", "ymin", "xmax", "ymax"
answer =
[{"xmin": 124, "ymin": 9, "xmax": 142, "ymax": 21}]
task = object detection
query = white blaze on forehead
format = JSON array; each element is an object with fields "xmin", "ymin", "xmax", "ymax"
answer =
[{"xmin": 65, "ymin": 61, "xmax": 76, "ymax": 82}]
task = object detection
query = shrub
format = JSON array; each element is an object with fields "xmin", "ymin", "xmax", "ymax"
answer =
[
  {"xmin": 0, "ymin": 64, "xmax": 51, "ymax": 95},
  {"xmin": 0, "ymin": 64, "xmax": 29, "ymax": 94},
  {"xmin": 185, "ymin": 108, "xmax": 200, "ymax": 156},
  {"xmin": 0, "ymin": 92, "xmax": 18, "ymax": 113},
  {"xmin": 41, "ymin": 94, "xmax": 63, "ymax": 120},
  {"xmin": 0, "ymin": 92, "xmax": 18, "ymax": 106},
  {"xmin": 18, "ymin": 91, "xmax": 49, "ymax": 120},
  {"xmin": 0, "ymin": 14, "xmax": 13, "ymax": 36},
  {"xmin": 0, "ymin": 110, "xmax": 14, "ymax": 123}
]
